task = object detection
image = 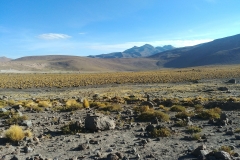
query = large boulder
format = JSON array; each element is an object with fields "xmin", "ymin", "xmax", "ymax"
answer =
[
  {"xmin": 85, "ymin": 114, "xmax": 115, "ymax": 131},
  {"xmin": 214, "ymin": 151, "xmax": 231, "ymax": 160}
]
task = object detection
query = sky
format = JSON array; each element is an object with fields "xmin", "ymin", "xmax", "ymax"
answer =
[{"xmin": 0, "ymin": 0, "xmax": 240, "ymax": 59}]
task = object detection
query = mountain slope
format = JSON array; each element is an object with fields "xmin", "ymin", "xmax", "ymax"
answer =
[
  {"xmin": 5, "ymin": 55, "xmax": 161, "ymax": 71},
  {"xmin": 89, "ymin": 44, "xmax": 175, "ymax": 58},
  {"xmin": 0, "ymin": 56, "xmax": 11, "ymax": 62},
  {"xmin": 150, "ymin": 34, "xmax": 240, "ymax": 68}
]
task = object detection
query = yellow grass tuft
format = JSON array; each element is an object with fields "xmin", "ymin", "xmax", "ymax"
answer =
[
  {"xmin": 83, "ymin": 98, "xmax": 90, "ymax": 108},
  {"xmin": 38, "ymin": 100, "xmax": 52, "ymax": 107},
  {"xmin": 5, "ymin": 125, "xmax": 25, "ymax": 141}
]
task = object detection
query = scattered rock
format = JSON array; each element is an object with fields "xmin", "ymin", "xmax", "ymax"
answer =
[
  {"xmin": 227, "ymin": 79, "xmax": 236, "ymax": 84},
  {"xmin": 214, "ymin": 151, "xmax": 231, "ymax": 160},
  {"xmin": 24, "ymin": 146, "xmax": 34, "ymax": 153},
  {"xmin": 22, "ymin": 120, "xmax": 32, "ymax": 127},
  {"xmin": 0, "ymin": 108, "xmax": 7, "ymax": 113},
  {"xmin": 218, "ymin": 87, "xmax": 229, "ymax": 91},
  {"xmin": 192, "ymin": 145, "xmax": 207, "ymax": 156},
  {"xmin": 78, "ymin": 143, "xmax": 89, "ymax": 150},
  {"xmin": 85, "ymin": 114, "xmax": 115, "ymax": 131},
  {"xmin": 106, "ymin": 153, "xmax": 119, "ymax": 160}
]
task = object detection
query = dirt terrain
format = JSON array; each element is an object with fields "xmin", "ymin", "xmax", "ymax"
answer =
[{"xmin": 1, "ymin": 78, "xmax": 240, "ymax": 160}]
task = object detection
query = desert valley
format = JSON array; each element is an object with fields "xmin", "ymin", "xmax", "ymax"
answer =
[{"xmin": 1, "ymin": 33, "xmax": 240, "ymax": 160}]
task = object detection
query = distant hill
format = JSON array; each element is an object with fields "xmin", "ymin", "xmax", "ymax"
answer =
[
  {"xmin": 88, "ymin": 44, "xmax": 175, "ymax": 58},
  {"xmin": 151, "ymin": 34, "xmax": 240, "ymax": 68},
  {"xmin": 0, "ymin": 56, "xmax": 11, "ymax": 62},
  {"xmin": 5, "ymin": 55, "xmax": 160, "ymax": 71}
]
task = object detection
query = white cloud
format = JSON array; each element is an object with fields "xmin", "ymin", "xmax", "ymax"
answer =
[
  {"xmin": 87, "ymin": 39, "xmax": 213, "ymax": 52},
  {"xmin": 38, "ymin": 33, "xmax": 71, "ymax": 40},
  {"xmin": 79, "ymin": 32, "xmax": 87, "ymax": 35}
]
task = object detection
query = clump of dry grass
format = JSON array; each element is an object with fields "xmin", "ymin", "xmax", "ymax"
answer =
[
  {"xmin": 38, "ymin": 100, "xmax": 52, "ymax": 107},
  {"xmin": 175, "ymin": 111, "xmax": 194, "ymax": 119},
  {"xmin": 0, "ymin": 100, "xmax": 7, "ymax": 108},
  {"xmin": 170, "ymin": 105, "xmax": 186, "ymax": 112},
  {"xmin": 194, "ymin": 104, "xmax": 204, "ymax": 113},
  {"xmin": 151, "ymin": 127, "xmax": 172, "ymax": 137},
  {"xmin": 138, "ymin": 109, "xmax": 169, "ymax": 122},
  {"xmin": 5, "ymin": 125, "xmax": 25, "ymax": 141},
  {"xmin": 91, "ymin": 101, "xmax": 122, "ymax": 112},
  {"xmin": 159, "ymin": 105, "xmax": 169, "ymax": 112},
  {"xmin": 7, "ymin": 114, "xmax": 28, "ymax": 125},
  {"xmin": 61, "ymin": 99, "xmax": 83, "ymax": 111},
  {"xmin": 133, "ymin": 106, "xmax": 150, "ymax": 113},
  {"xmin": 175, "ymin": 120, "xmax": 188, "ymax": 127},
  {"xmin": 83, "ymin": 98, "xmax": 90, "ymax": 108},
  {"xmin": 235, "ymin": 128, "xmax": 240, "ymax": 133},
  {"xmin": 219, "ymin": 146, "xmax": 234, "ymax": 155},
  {"xmin": 61, "ymin": 121, "xmax": 83, "ymax": 134},
  {"xmin": 97, "ymin": 104, "xmax": 122, "ymax": 112},
  {"xmin": 21, "ymin": 100, "xmax": 43, "ymax": 112},
  {"xmin": 192, "ymin": 133, "xmax": 201, "ymax": 140},
  {"xmin": 187, "ymin": 126, "xmax": 202, "ymax": 133},
  {"xmin": 197, "ymin": 107, "xmax": 221, "ymax": 119}
]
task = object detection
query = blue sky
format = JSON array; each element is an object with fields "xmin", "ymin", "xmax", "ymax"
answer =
[{"xmin": 0, "ymin": 0, "xmax": 240, "ymax": 59}]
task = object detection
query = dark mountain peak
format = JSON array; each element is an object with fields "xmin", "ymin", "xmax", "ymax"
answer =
[
  {"xmin": 142, "ymin": 44, "xmax": 154, "ymax": 48},
  {"xmin": 162, "ymin": 45, "xmax": 175, "ymax": 50},
  {"xmin": 88, "ymin": 44, "xmax": 175, "ymax": 58}
]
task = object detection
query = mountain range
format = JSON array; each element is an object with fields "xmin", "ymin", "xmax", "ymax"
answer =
[
  {"xmin": 88, "ymin": 44, "xmax": 175, "ymax": 58},
  {"xmin": 1, "ymin": 34, "xmax": 240, "ymax": 71}
]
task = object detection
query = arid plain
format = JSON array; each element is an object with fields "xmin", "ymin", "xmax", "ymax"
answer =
[{"xmin": 1, "ymin": 65, "xmax": 240, "ymax": 160}]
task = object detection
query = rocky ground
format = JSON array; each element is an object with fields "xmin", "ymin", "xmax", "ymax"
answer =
[{"xmin": 1, "ymin": 78, "xmax": 240, "ymax": 160}]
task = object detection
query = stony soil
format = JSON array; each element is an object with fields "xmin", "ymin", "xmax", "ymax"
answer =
[{"xmin": 1, "ymin": 78, "xmax": 240, "ymax": 160}]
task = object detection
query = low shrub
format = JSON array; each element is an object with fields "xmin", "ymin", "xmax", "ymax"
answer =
[
  {"xmin": 0, "ymin": 100, "xmax": 7, "ymax": 107},
  {"xmin": 151, "ymin": 127, "xmax": 172, "ymax": 137},
  {"xmin": 187, "ymin": 126, "xmax": 201, "ymax": 133},
  {"xmin": 90, "ymin": 102, "xmax": 107, "ymax": 108},
  {"xmin": 194, "ymin": 104, "xmax": 204, "ymax": 113},
  {"xmin": 5, "ymin": 125, "xmax": 25, "ymax": 141},
  {"xmin": 192, "ymin": 133, "xmax": 201, "ymax": 140},
  {"xmin": 83, "ymin": 98, "xmax": 90, "ymax": 108},
  {"xmin": 0, "ymin": 111, "xmax": 10, "ymax": 118},
  {"xmin": 170, "ymin": 105, "xmax": 186, "ymax": 112},
  {"xmin": 98, "ymin": 104, "xmax": 122, "ymax": 112},
  {"xmin": 133, "ymin": 106, "xmax": 150, "ymax": 113},
  {"xmin": 175, "ymin": 121, "xmax": 188, "ymax": 127},
  {"xmin": 197, "ymin": 107, "xmax": 221, "ymax": 119},
  {"xmin": 175, "ymin": 111, "xmax": 194, "ymax": 119},
  {"xmin": 22, "ymin": 100, "xmax": 42, "ymax": 112},
  {"xmin": 235, "ymin": 128, "xmax": 240, "ymax": 133},
  {"xmin": 61, "ymin": 99, "xmax": 83, "ymax": 111},
  {"xmin": 7, "ymin": 114, "xmax": 28, "ymax": 125},
  {"xmin": 159, "ymin": 105, "xmax": 169, "ymax": 112},
  {"xmin": 138, "ymin": 110, "xmax": 169, "ymax": 122},
  {"xmin": 38, "ymin": 100, "xmax": 52, "ymax": 107},
  {"xmin": 219, "ymin": 146, "xmax": 234, "ymax": 155},
  {"xmin": 61, "ymin": 121, "xmax": 83, "ymax": 134}
]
